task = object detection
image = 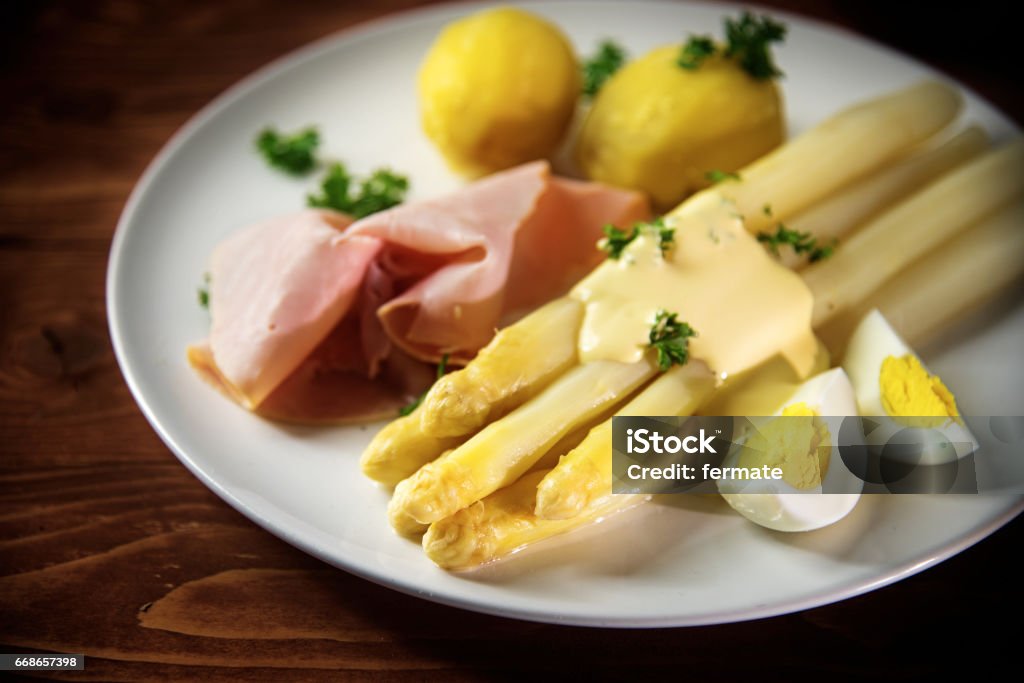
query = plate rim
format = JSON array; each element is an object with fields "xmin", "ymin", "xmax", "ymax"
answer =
[{"xmin": 106, "ymin": 0, "xmax": 1024, "ymax": 628}]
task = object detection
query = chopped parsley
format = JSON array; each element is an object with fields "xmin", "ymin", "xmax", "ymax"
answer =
[
  {"xmin": 399, "ymin": 354, "xmax": 450, "ymax": 417},
  {"xmin": 600, "ymin": 217, "xmax": 675, "ymax": 260},
  {"xmin": 808, "ymin": 242, "xmax": 835, "ymax": 263},
  {"xmin": 650, "ymin": 217, "xmax": 676, "ymax": 256},
  {"xmin": 254, "ymin": 125, "xmax": 409, "ymax": 217},
  {"xmin": 197, "ymin": 273, "xmax": 210, "ymax": 310},
  {"xmin": 648, "ymin": 310, "xmax": 697, "ymax": 372},
  {"xmin": 600, "ymin": 224, "xmax": 639, "ymax": 259},
  {"xmin": 255, "ymin": 126, "xmax": 320, "ymax": 175},
  {"xmin": 757, "ymin": 223, "xmax": 835, "ymax": 263},
  {"xmin": 307, "ymin": 163, "xmax": 409, "ymax": 219},
  {"xmin": 705, "ymin": 169, "xmax": 742, "ymax": 184},
  {"xmin": 677, "ymin": 35, "xmax": 716, "ymax": 70},
  {"xmin": 582, "ymin": 40, "xmax": 627, "ymax": 97},
  {"xmin": 676, "ymin": 11, "xmax": 786, "ymax": 80},
  {"xmin": 723, "ymin": 12, "xmax": 787, "ymax": 80}
]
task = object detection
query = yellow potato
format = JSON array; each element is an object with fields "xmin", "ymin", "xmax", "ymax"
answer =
[
  {"xmin": 576, "ymin": 46, "xmax": 784, "ymax": 209},
  {"xmin": 418, "ymin": 7, "xmax": 580, "ymax": 176}
]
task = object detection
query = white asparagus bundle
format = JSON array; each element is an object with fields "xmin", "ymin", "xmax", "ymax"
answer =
[
  {"xmin": 360, "ymin": 82, "xmax": 1024, "ymax": 568},
  {"xmin": 385, "ymin": 82, "xmax": 967, "ymax": 530},
  {"xmin": 536, "ymin": 143, "xmax": 1022, "ymax": 512},
  {"xmin": 423, "ymin": 181, "xmax": 1024, "ymax": 569},
  {"xmin": 425, "ymin": 198, "xmax": 1024, "ymax": 568},
  {"xmin": 523, "ymin": 143, "xmax": 1024, "ymax": 536},
  {"xmin": 366, "ymin": 82, "xmax": 965, "ymax": 490}
]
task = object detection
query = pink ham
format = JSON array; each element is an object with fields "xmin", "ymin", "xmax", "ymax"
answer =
[
  {"xmin": 189, "ymin": 161, "xmax": 649, "ymax": 422},
  {"xmin": 357, "ymin": 163, "xmax": 650, "ymax": 363},
  {"xmin": 195, "ymin": 209, "xmax": 376, "ymax": 408}
]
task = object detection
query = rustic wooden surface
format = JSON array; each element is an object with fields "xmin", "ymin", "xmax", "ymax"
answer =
[{"xmin": 1, "ymin": 0, "xmax": 1021, "ymax": 679}]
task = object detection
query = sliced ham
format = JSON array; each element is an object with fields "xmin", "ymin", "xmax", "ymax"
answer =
[
  {"xmin": 201, "ymin": 209, "xmax": 374, "ymax": 408},
  {"xmin": 362, "ymin": 164, "xmax": 651, "ymax": 361},
  {"xmin": 189, "ymin": 161, "xmax": 649, "ymax": 422}
]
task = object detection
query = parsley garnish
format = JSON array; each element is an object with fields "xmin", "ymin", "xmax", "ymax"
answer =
[
  {"xmin": 399, "ymin": 354, "xmax": 450, "ymax": 417},
  {"xmin": 757, "ymin": 223, "xmax": 835, "ymax": 262},
  {"xmin": 600, "ymin": 224, "xmax": 639, "ymax": 259},
  {"xmin": 600, "ymin": 217, "xmax": 675, "ymax": 260},
  {"xmin": 308, "ymin": 163, "xmax": 409, "ymax": 219},
  {"xmin": 677, "ymin": 35, "xmax": 716, "ymax": 69},
  {"xmin": 648, "ymin": 216, "xmax": 676, "ymax": 256},
  {"xmin": 706, "ymin": 169, "xmax": 741, "ymax": 184},
  {"xmin": 582, "ymin": 40, "xmax": 627, "ymax": 97},
  {"xmin": 724, "ymin": 12, "xmax": 787, "ymax": 80},
  {"xmin": 255, "ymin": 126, "xmax": 320, "ymax": 175},
  {"xmin": 648, "ymin": 310, "xmax": 697, "ymax": 372},
  {"xmin": 676, "ymin": 12, "xmax": 786, "ymax": 80},
  {"xmin": 808, "ymin": 242, "xmax": 835, "ymax": 263},
  {"xmin": 197, "ymin": 273, "xmax": 210, "ymax": 310}
]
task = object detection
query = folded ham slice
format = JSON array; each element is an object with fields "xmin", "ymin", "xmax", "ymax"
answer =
[{"xmin": 189, "ymin": 161, "xmax": 649, "ymax": 422}]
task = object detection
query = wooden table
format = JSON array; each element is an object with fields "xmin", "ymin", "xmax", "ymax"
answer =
[{"xmin": 2, "ymin": 1, "xmax": 1020, "ymax": 679}]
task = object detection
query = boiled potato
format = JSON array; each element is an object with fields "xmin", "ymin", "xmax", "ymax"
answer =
[
  {"xmin": 576, "ymin": 46, "xmax": 784, "ymax": 209},
  {"xmin": 418, "ymin": 7, "xmax": 579, "ymax": 177}
]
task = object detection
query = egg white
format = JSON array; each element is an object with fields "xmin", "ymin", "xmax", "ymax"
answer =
[
  {"xmin": 842, "ymin": 309, "xmax": 913, "ymax": 416},
  {"xmin": 717, "ymin": 367, "xmax": 864, "ymax": 532}
]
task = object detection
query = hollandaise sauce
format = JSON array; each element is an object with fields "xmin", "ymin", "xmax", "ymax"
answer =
[{"xmin": 571, "ymin": 192, "xmax": 819, "ymax": 382}]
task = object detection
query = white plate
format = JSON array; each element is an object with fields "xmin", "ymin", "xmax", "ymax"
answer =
[{"xmin": 107, "ymin": 0, "xmax": 1024, "ymax": 627}]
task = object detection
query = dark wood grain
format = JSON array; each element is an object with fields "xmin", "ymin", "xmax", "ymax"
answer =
[{"xmin": 1, "ymin": 1, "xmax": 1021, "ymax": 680}]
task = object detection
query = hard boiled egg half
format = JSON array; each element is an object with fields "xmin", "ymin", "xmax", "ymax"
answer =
[
  {"xmin": 717, "ymin": 367, "xmax": 864, "ymax": 532},
  {"xmin": 842, "ymin": 309, "xmax": 976, "ymax": 466}
]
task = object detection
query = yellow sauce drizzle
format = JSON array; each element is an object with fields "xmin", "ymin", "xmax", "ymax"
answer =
[{"xmin": 571, "ymin": 192, "xmax": 818, "ymax": 381}]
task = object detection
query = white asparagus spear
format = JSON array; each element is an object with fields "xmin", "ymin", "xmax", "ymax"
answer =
[
  {"xmin": 360, "ymin": 412, "xmax": 463, "ymax": 486},
  {"xmin": 423, "ymin": 469, "xmax": 649, "ymax": 571},
  {"xmin": 535, "ymin": 361, "xmax": 717, "ymax": 520},
  {"xmin": 418, "ymin": 297, "xmax": 583, "ymax": 438},
  {"xmin": 714, "ymin": 81, "xmax": 963, "ymax": 234}
]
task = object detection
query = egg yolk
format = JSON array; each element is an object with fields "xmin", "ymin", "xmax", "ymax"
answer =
[
  {"xmin": 737, "ymin": 402, "xmax": 831, "ymax": 490},
  {"xmin": 880, "ymin": 355, "xmax": 959, "ymax": 424}
]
